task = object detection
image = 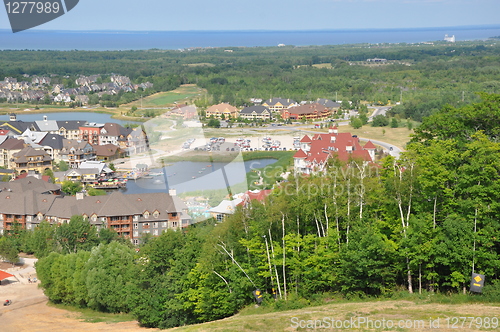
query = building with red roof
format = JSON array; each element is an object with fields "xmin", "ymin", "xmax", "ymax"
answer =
[
  {"xmin": 281, "ymin": 103, "xmax": 331, "ymax": 120},
  {"xmin": 293, "ymin": 127, "xmax": 376, "ymax": 174}
]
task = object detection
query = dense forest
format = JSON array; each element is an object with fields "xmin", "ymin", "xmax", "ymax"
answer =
[
  {"xmin": 1, "ymin": 94, "xmax": 495, "ymax": 328},
  {"xmin": 1, "ymin": 41, "xmax": 500, "ymax": 120}
]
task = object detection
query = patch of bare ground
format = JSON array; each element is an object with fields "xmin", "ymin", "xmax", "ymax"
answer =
[{"xmin": 0, "ymin": 283, "xmax": 158, "ymax": 332}]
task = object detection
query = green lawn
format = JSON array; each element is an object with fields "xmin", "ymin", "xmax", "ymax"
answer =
[{"xmin": 125, "ymin": 85, "xmax": 205, "ymax": 108}]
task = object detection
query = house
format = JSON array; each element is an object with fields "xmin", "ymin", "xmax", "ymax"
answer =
[
  {"xmin": 282, "ymin": 103, "xmax": 331, "ymax": 120},
  {"xmin": 110, "ymin": 75, "xmax": 131, "ymax": 86},
  {"xmin": 11, "ymin": 147, "xmax": 53, "ymax": 174},
  {"xmin": 126, "ymin": 127, "xmax": 148, "ymax": 155},
  {"xmin": 0, "ymin": 138, "xmax": 25, "ymax": 169},
  {"xmin": 169, "ymin": 105, "xmax": 198, "ymax": 119},
  {"xmin": 59, "ymin": 139, "xmax": 95, "ymax": 168},
  {"xmin": 93, "ymin": 144, "xmax": 123, "ymax": 162},
  {"xmin": 56, "ymin": 120, "xmax": 86, "ymax": 140},
  {"xmin": 64, "ymin": 168, "xmax": 101, "ymax": 185},
  {"xmin": 239, "ymin": 105, "xmax": 272, "ymax": 120},
  {"xmin": 293, "ymin": 127, "xmax": 376, "ymax": 175},
  {"xmin": 75, "ymin": 95, "xmax": 90, "ymax": 105},
  {"xmin": 261, "ymin": 98, "xmax": 298, "ymax": 112},
  {"xmin": 38, "ymin": 134, "xmax": 65, "ymax": 161},
  {"xmin": 208, "ymin": 198, "xmax": 243, "ymax": 221},
  {"xmin": 99, "ymin": 123, "xmax": 129, "ymax": 146},
  {"xmin": 53, "ymin": 93, "xmax": 72, "ymax": 103},
  {"xmin": 205, "ymin": 103, "xmax": 240, "ymax": 119}
]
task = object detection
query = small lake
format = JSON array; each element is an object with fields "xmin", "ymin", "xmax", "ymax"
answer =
[
  {"xmin": 0, "ymin": 111, "xmax": 141, "ymax": 125},
  {"xmin": 121, "ymin": 159, "xmax": 278, "ymax": 195}
]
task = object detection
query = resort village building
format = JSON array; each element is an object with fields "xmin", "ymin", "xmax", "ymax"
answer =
[
  {"xmin": 0, "ymin": 177, "xmax": 192, "ymax": 245},
  {"xmin": 205, "ymin": 103, "xmax": 240, "ymax": 119},
  {"xmin": 293, "ymin": 127, "xmax": 376, "ymax": 175}
]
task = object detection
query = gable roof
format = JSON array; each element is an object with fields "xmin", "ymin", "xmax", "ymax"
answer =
[
  {"xmin": 286, "ymin": 103, "xmax": 328, "ymax": 115},
  {"xmin": 239, "ymin": 105, "xmax": 270, "ymax": 115},
  {"xmin": 364, "ymin": 140, "xmax": 376, "ymax": 149},
  {"xmin": 300, "ymin": 135, "xmax": 311, "ymax": 143},
  {"xmin": 0, "ymin": 176, "xmax": 59, "ymax": 194},
  {"xmin": 12, "ymin": 147, "xmax": 52, "ymax": 163},
  {"xmin": 35, "ymin": 119, "xmax": 59, "ymax": 132},
  {"xmin": 206, "ymin": 103, "xmax": 239, "ymax": 114},
  {"xmin": 0, "ymin": 121, "xmax": 36, "ymax": 134},
  {"xmin": 94, "ymin": 144, "xmax": 120, "ymax": 157},
  {"xmin": 0, "ymin": 138, "xmax": 25, "ymax": 150},
  {"xmin": 263, "ymin": 98, "xmax": 297, "ymax": 107},
  {"xmin": 208, "ymin": 198, "xmax": 243, "ymax": 215},
  {"xmin": 317, "ymin": 98, "xmax": 341, "ymax": 108},
  {"xmin": 56, "ymin": 120, "xmax": 87, "ymax": 131},
  {"xmin": 102, "ymin": 123, "xmax": 126, "ymax": 137},
  {"xmin": 39, "ymin": 134, "xmax": 65, "ymax": 150}
]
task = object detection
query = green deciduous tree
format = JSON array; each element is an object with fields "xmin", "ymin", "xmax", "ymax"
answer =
[
  {"xmin": 62, "ymin": 181, "xmax": 83, "ymax": 196},
  {"xmin": 55, "ymin": 215, "xmax": 98, "ymax": 254}
]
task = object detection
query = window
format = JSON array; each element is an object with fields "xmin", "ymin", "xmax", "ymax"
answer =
[
  {"xmin": 27, "ymin": 216, "xmax": 32, "ymax": 222},
  {"xmin": 153, "ymin": 211, "xmax": 159, "ymax": 218},
  {"xmin": 133, "ymin": 223, "xmax": 138, "ymax": 229},
  {"xmin": 133, "ymin": 239, "xmax": 139, "ymax": 246},
  {"xmin": 162, "ymin": 222, "xmax": 167, "ymax": 228},
  {"xmin": 143, "ymin": 211, "xmax": 150, "ymax": 218},
  {"xmin": 172, "ymin": 221, "xmax": 178, "ymax": 228},
  {"xmin": 133, "ymin": 215, "xmax": 139, "ymax": 221},
  {"xmin": 153, "ymin": 230, "xmax": 158, "ymax": 236},
  {"xmin": 133, "ymin": 231, "xmax": 138, "ymax": 237},
  {"xmin": 153, "ymin": 222, "xmax": 158, "ymax": 228}
]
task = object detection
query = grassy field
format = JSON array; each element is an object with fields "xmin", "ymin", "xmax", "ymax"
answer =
[
  {"xmin": 166, "ymin": 297, "xmax": 500, "ymax": 331},
  {"xmin": 123, "ymin": 85, "xmax": 205, "ymax": 108},
  {"xmin": 49, "ymin": 302, "xmax": 135, "ymax": 324},
  {"xmin": 337, "ymin": 124, "xmax": 416, "ymax": 150}
]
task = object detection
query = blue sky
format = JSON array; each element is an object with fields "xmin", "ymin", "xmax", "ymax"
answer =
[{"xmin": 1, "ymin": 0, "xmax": 499, "ymax": 31}]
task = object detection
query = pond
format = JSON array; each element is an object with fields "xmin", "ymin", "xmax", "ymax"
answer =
[
  {"xmin": 121, "ymin": 158, "xmax": 277, "ymax": 195},
  {"xmin": 0, "ymin": 112, "xmax": 141, "ymax": 125}
]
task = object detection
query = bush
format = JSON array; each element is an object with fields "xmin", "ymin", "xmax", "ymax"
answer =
[{"xmin": 372, "ymin": 114, "xmax": 389, "ymax": 127}]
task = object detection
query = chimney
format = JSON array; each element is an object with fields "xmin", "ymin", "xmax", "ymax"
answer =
[
  {"xmin": 330, "ymin": 136, "xmax": 336, "ymax": 143},
  {"xmin": 43, "ymin": 115, "xmax": 48, "ymax": 121},
  {"xmin": 76, "ymin": 192, "xmax": 84, "ymax": 200},
  {"xmin": 169, "ymin": 189, "xmax": 177, "ymax": 196}
]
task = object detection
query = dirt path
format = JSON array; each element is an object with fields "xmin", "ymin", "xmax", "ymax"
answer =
[{"xmin": 0, "ymin": 283, "xmax": 159, "ymax": 332}]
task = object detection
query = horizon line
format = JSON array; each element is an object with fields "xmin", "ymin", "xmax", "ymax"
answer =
[{"xmin": 1, "ymin": 24, "xmax": 500, "ymax": 34}]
